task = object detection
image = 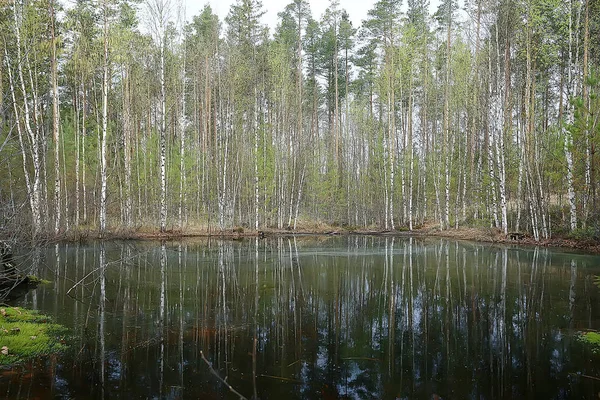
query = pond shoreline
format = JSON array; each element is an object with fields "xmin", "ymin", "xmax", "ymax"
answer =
[{"xmin": 56, "ymin": 225, "xmax": 600, "ymax": 254}]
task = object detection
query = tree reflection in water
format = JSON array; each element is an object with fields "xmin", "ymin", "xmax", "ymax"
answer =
[{"xmin": 3, "ymin": 236, "xmax": 600, "ymax": 399}]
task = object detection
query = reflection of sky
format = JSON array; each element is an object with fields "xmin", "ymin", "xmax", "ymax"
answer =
[
  {"xmin": 109, "ymin": 355, "xmax": 123, "ymax": 381},
  {"xmin": 339, "ymin": 361, "xmax": 371, "ymax": 400}
]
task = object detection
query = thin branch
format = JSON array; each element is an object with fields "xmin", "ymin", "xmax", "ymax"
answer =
[{"xmin": 200, "ymin": 350, "xmax": 248, "ymax": 400}]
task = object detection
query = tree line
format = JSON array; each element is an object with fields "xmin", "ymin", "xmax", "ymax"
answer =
[{"xmin": 0, "ymin": 0, "xmax": 599, "ymax": 240}]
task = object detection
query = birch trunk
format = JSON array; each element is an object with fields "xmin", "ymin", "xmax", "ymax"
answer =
[
  {"xmin": 254, "ymin": 87, "xmax": 259, "ymax": 231},
  {"xmin": 495, "ymin": 23, "xmax": 508, "ymax": 235},
  {"xmin": 179, "ymin": 40, "xmax": 186, "ymax": 229},
  {"xmin": 10, "ymin": 1, "xmax": 42, "ymax": 236},
  {"xmin": 82, "ymin": 86, "xmax": 88, "ymax": 224},
  {"xmin": 516, "ymin": 113, "xmax": 524, "ymax": 232},
  {"xmin": 100, "ymin": 2, "xmax": 109, "ymax": 234},
  {"xmin": 75, "ymin": 90, "xmax": 80, "ymax": 228},
  {"xmin": 443, "ymin": 13, "xmax": 451, "ymax": 231},
  {"xmin": 389, "ymin": 92, "xmax": 396, "ymax": 230},
  {"xmin": 582, "ymin": 0, "xmax": 591, "ymax": 223},
  {"xmin": 564, "ymin": 1, "xmax": 577, "ymax": 231},
  {"xmin": 5, "ymin": 47, "xmax": 34, "ymax": 230},
  {"xmin": 50, "ymin": 0, "xmax": 61, "ymax": 235},
  {"xmin": 487, "ymin": 40, "xmax": 499, "ymax": 229},
  {"xmin": 123, "ymin": 68, "xmax": 133, "ymax": 228},
  {"xmin": 408, "ymin": 82, "xmax": 414, "ymax": 231},
  {"xmin": 159, "ymin": 32, "xmax": 167, "ymax": 232}
]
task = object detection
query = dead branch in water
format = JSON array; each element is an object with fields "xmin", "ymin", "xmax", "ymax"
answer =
[{"xmin": 200, "ymin": 350, "xmax": 248, "ymax": 400}]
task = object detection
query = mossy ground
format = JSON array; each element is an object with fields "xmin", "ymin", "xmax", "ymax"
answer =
[{"xmin": 0, "ymin": 307, "xmax": 67, "ymax": 366}]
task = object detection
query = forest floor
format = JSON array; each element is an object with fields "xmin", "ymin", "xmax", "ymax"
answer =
[{"xmin": 67, "ymin": 222, "xmax": 600, "ymax": 254}]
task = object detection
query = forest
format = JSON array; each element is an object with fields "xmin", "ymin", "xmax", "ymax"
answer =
[{"xmin": 0, "ymin": 0, "xmax": 599, "ymax": 241}]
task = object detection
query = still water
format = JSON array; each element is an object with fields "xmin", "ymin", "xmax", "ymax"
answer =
[{"xmin": 2, "ymin": 236, "xmax": 600, "ymax": 399}]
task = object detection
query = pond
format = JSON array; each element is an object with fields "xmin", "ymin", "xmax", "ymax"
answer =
[{"xmin": 2, "ymin": 236, "xmax": 600, "ymax": 399}]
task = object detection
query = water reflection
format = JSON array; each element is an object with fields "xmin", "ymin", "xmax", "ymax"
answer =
[{"xmin": 3, "ymin": 237, "xmax": 600, "ymax": 399}]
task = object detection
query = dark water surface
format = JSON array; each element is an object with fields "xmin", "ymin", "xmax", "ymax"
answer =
[{"xmin": 2, "ymin": 236, "xmax": 600, "ymax": 399}]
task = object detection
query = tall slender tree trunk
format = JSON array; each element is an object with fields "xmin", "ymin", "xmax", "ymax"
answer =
[
  {"xmin": 159, "ymin": 31, "xmax": 167, "ymax": 232},
  {"xmin": 408, "ymin": 80, "xmax": 414, "ymax": 231},
  {"xmin": 254, "ymin": 88, "xmax": 260, "ymax": 231},
  {"xmin": 496, "ymin": 22, "xmax": 509, "ymax": 235},
  {"xmin": 82, "ymin": 86, "xmax": 88, "ymax": 224},
  {"xmin": 443, "ymin": 14, "xmax": 452, "ymax": 231},
  {"xmin": 487, "ymin": 39, "xmax": 499, "ymax": 229},
  {"xmin": 389, "ymin": 71, "xmax": 396, "ymax": 230},
  {"xmin": 5, "ymin": 47, "xmax": 35, "ymax": 233},
  {"xmin": 179, "ymin": 40, "xmax": 187, "ymax": 229},
  {"xmin": 516, "ymin": 101, "xmax": 524, "ymax": 232},
  {"xmin": 50, "ymin": 0, "xmax": 61, "ymax": 235},
  {"xmin": 100, "ymin": 1, "xmax": 109, "ymax": 235},
  {"xmin": 123, "ymin": 67, "xmax": 133, "ymax": 228},
  {"xmin": 564, "ymin": 0, "xmax": 577, "ymax": 231},
  {"xmin": 75, "ymin": 90, "xmax": 80, "ymax": 228},
  {"xmin": 582, "ymin": 0, "xmax": 591, "ymax": 222},
  {"xmin": 10, "ymin": 0, "xmax": 42, "ymax": 237},
  {"xmin": 334, "ymin": 15, "xmax": 339, "ymax": 171}
]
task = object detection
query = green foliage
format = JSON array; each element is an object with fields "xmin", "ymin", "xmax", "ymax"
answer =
[{"xmin": 568, "ymin": 227, "xmax": 600, "ymax": 241}]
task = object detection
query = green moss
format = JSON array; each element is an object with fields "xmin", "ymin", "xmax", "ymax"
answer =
[
  {"xmin": 576, "ymin": 331, "xmax": 600, "ymax": 355},
  {"xmin": 0, "ymin": 307, "xmax": 67, "ymax": 366},
  {"xmin": 26, "ymin": 275, "xmax": 51, "ymax": 285},
  {"xmin": 580, "ymin": 332, "xmax": 600, "ymax": 345}
]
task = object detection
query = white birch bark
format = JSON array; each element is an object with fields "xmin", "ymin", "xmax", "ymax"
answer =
[
  {"xmin": 516, "ymin": 118, "xmax": 524, "ymax": 232},
  {"xmin": 383, "ymin": 133, "xmax": 389, "ymax": 230},
  {"xmin": 159, "ymin": 31, "xmax": 167, "ymax": 232},
  {"xmin": 10, "ymin": 1, "xmax": 42, "ymax": 236},
  {"xmin": 443, "ymin": 15, "xmax": 451, "ymax": 231},
  {"xmin": 254, "ymin": 88, "xmax": 260, "ymax": 231},
  {"xmin": 123, "ymin": 68, "xmax": 133, "ymax": 228},
  {"xmin": 408, "ymin": 84, "xmax": 414, "ymax": 231},
  {"xmin": 494, "ymin": 24, "xmax": 508, "ymax": 235},
  {"xmin": 293, "ymin": 166, "xmax": 306, "ymax": 230},
  {"xmin": 564, "ymin": 1, "xmax": 577, "ymax": 231},
  {"xmin": 82, "ymin": 87, "xmax": 88, "ymax": 224},
  {"xmin": 389, "ymin": 96, "xmax": 396, "ymax": 230},
  {"xmin": 5, "ymin": 47, "xmax": 34, "ymax": 225},
  {"xmin": 50, "ymin": 0, "xmax": 61, "ymax": 235},
  {"xmin": 179, "ymin": 37, "xmax": 186, "ymax": 229},
  {"xmin": 75, "ymin": 90, "xmax": 80, "ymax": 228},
  {"xmin": 147, "ymin": 0, "xmax": 171, "ymax": 232},
  {"xmin": 487, "ymin": 40, "xmax": 499, "ymax": 229},
  {"xmin": 100, "ymin": 2, "xmax": 109, "ymax": 234},
  {"xmin": 582, "ymin": 0, "xmax": 591, "ymax": 225}
]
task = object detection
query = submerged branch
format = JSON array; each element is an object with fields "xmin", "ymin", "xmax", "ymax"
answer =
[{"xmin": 200, "ymin": 350, "xmax": 248, "ymax": 400}]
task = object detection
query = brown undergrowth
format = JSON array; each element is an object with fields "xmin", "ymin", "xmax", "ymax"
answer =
[{"xmin": 55, "ymin": 222, "xmax": 600, "ymax": 253}]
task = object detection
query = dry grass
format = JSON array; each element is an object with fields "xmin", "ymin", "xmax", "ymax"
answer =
[{"xmin": 52, "ymin": 219, "xmax": 600, "ymax": 253}]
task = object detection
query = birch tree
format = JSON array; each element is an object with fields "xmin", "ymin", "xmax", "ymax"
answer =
[
  {"xmin": 49, "ymin": 0, "xmax": 61, "ymax": 234},
  {"xmin": 147, "ymin": 0, "xmax": 171, "ymax": 233},
  {"xmin": 100, "ymin": 0, "xmax": 110, "ymax": 234}
]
